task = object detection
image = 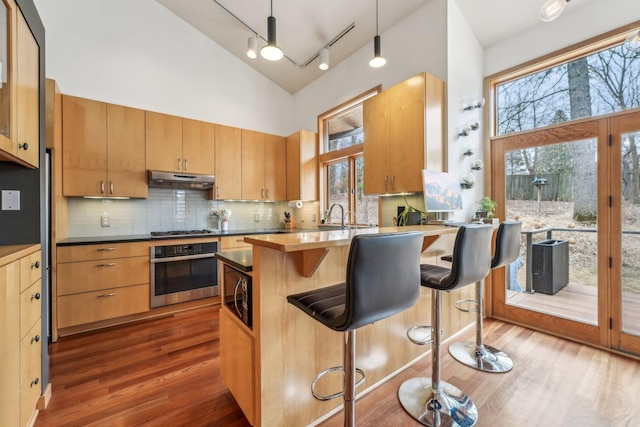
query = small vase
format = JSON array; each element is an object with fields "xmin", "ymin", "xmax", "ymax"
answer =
[{"xmin": 221, "ymin": 221, "xmax": 228, "ymax": 231}]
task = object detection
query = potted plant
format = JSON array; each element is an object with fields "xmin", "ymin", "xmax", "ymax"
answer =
[
  {"xmin": 476, "ymin": 197, "xmax": 496, "ymax": 219},
  {"xmin": 397, "ymin": 196, "xmax": 426, "ymax": 226}
]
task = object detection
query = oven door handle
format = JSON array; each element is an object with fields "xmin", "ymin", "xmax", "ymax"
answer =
[
  {"xmin": 234, "ymin": 277, "xmax": 247, "ymax": 319},
  {"xmin": 150, "ymin": 253, "xmax": 217, "ymax": 263}
]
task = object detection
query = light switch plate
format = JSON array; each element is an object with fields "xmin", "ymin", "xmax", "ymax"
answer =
[{"xmin": 1, "ymin": 190, "xmax": 20, "ymax": 210}]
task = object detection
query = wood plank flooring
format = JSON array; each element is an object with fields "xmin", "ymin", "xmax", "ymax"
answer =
[{"xmin": 36, "ymin": 305, "xmax": 640, "ymax": 427}]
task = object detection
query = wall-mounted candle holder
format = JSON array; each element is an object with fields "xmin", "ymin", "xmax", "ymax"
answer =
[
  {"xmin": 462, "ymin": 97, "xmax": 485, "ymax": 111},
  {"xmin": 458, "ymin": 124, "xmax": 471, "ymax": 137},
  {"xmin": 468, "ymin": 119, "xmax": 480, "ymax": 131},
  {"xmin": 463, "ymin": 147, "xmax": 474, "ymax": 156}
]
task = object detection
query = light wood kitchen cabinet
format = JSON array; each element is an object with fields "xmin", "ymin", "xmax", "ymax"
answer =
[
  {"xmin": 220, "ymin": 309, "xmax": 255, "ymax": 425},
  {"xmin": 62, "ymin": 95, "xmax": 147, "ymax": 198},
  {"xmin": 286, "ymin": 130, "xmax": 318, "ymax": 201},
  {"xmin": 220, "ymin": 235, "xmax": 252, "ymax": 251},
  {"xmin": 0, "ymin": 0, "xmax": 40, "ymax": 168},
  {"xmin": 0, "ymin": 245, "xmax": 43, "ymax": 427},
  {"xmin": 241, "ymin": 130, "xmax": 286, "ymax": 201},
  {"xmin": 146, "ymin": 112, "xmax": 214, "ymax": 175},
  {"xmin": 56, "ymin": 242, "xmax": 150, "ymax": 329},
  {"xmin": 214, "ymin": 124, "xmax": 242, "ymax": 200},
  {"xmin": 363, "ymin": 72, "xmax": 444, "ymax": 194}
]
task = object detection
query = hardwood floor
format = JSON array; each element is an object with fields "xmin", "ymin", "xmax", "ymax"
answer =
[
  {"xmin": 35, "ymin": 305, "xmax": 250, "ymax": 427},
  {"xmin": 36, "ymin": 305, "xmax": 640, "ymax": 427}
]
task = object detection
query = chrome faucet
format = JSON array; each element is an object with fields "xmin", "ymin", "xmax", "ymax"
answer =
[
  {"xmin": 344, "ymin": 211, "xmax": 357, "ymax": 230},
  {"xmin": 327, "ymin": 203, "xmax": 345, "ymax": 228}
]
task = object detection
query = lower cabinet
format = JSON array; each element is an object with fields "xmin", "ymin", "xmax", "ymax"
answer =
[
  {"xmin": 0, "ymin": 245, "xmax": 43, "ymax": 427},
  {"xmin": 220, "ymin": 235, "xmax": 252, "ymax": 252},
  {"xmin": 220, "ymin": 308, "xmax": 255, "ymax": 425},
  {"xmin": 56, "ymin": 242, "xmax": 150, "ymax": 330}
]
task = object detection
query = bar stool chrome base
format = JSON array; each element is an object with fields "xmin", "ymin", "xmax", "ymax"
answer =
[
  {"xmin": 449, "ymin": 342, "xmax": 514, "ymax": 373},
  {"xmin": 398, "ymin": 377, "xmax": 478, "ymax": 427}
]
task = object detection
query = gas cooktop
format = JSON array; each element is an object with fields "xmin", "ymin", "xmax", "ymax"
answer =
[{"xmin": 149, "ymin": 229, "xmax": 215, "ymax": 238}]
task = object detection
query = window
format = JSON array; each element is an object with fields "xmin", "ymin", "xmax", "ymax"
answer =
[
  {"xmin": 318, "ymin": 88, "xmax": 379, "ymax": 225},
  {"xmin": 496, "ymin": 36, "xmax": 640, "ymax": 136}
]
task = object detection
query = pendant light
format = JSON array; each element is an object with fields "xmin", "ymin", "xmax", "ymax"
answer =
[
  {"xmin": 246, "ymin": 34, "xmax": 258, "ymax": 59},
  {"xmin": 369, "ymin": 0, "xmax": 386, "ymax": 68},
  {"xmin": 319, "ymin": 48, "xmax": 329, "ymax": 70},
  {"xmin": 625, "ymin": 29, "xmax": 640, "ymax": 52},
  {"xmin": 260, "ymin": 0, "xmax": 283, "ymax": 61},
  {"xmin": 539, "ymin": 0, "xmax": 571, "ymax": 22}
]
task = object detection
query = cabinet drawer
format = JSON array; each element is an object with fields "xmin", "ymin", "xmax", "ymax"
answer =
[
  {"xmin": 21, "ymin": 319, "xmax": 42, "ymax": 388},
  {"xmin": 57, "ymin": 283, "xmax": 150, "ymax": 328},
  {"xmin": 20, "ymin": 280, "xmax": 41, "ymax": 339},
  {"xmin": 57, "ymin": 241, "xmax": 149, "ymax": 263},
  {"xmin": 20, "ymin": 364, "xmax": 41, "ymax": 427},
  {"xmin": 57, "ymin": 256, "xmax": 149, "ymax": 295},
  {"xmin": 20, "ymin": 249, "xmax": 42, "ymax": 292},
  {"xmin": 220, "ymin": 236, "xmax": 251, "ymax": 251}
]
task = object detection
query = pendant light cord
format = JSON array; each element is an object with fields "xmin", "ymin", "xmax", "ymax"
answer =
[{"xmin": 375, "ymin": 0, "xmax": 379, "ymax": 35}]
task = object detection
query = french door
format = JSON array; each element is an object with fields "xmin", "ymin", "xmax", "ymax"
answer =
[{"xmin": 491, "ymin": 110, "xmax": 640, "ymax": 355}]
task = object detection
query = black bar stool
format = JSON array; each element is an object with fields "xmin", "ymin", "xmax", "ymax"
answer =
[
  {"xmin": 448, "ymin": 221, "xmax": 522, "ymax": 373},
  {"xmin": 398, "ymin": 224, "xmax": 493, "ymax": 427},
  {"xmin": 287, "ymin": 231, "xmax": 424, "ymax": 427}
]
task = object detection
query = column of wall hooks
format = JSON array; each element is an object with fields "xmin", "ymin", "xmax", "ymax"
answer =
[{"xmin": 458, "ymin": 97, "xmax": 484, "ymax": 189}]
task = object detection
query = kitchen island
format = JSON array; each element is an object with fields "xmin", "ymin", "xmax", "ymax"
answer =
[{"xmin": 217, "ymin": 225, "xmax": 475, "ymax": 427}]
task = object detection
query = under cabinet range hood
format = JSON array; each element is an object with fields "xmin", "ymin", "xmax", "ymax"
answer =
[{"xmin": 147, "ymin": 170, "xmax": 215, "ymax": 189}]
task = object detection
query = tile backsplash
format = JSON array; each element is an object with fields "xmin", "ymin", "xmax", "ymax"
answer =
[{"xmin": 66, "ymin": 188, "xmax": 320, "ymax": 237}]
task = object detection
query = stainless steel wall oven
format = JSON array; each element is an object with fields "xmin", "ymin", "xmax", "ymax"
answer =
[{"xmin": 150, "ymin": 240, "xmax": 219, "ymax": 308}]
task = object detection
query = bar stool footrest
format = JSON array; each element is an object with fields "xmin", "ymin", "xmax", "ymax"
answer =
[
  {"xmin": 454, "ymin": 298, "xmax": 478, "ymax": 313},
  {"xmin": 311, "ymin": 366, "xmax": 366, "ymax": 401},
  {"xmin": 407, "ymin": 325, "xmax": 434, "ymax": 345}
]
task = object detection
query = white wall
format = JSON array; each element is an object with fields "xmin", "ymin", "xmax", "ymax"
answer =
[
  {"xmin": 34, "ymin": 0, "xmax": 294, "ymax": 136},
  {"xmin": 446, "ymin": 0, "xmax": 485, "ymax": 221},
  {"xmin": 292, "ymin": 0, "xmax": 448, "ymax": 133},
  {"xmin": 485, "ymin": 0, "xmax": 640, "ymax": 77}
]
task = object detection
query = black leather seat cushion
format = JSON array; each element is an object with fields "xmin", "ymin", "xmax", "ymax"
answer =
[{"xmin": 287, "ymin": 232, "xmax": 424, "ymax": 332}]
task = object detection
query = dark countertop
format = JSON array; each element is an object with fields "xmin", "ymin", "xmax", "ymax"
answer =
[
  {"xmin": 56, "ymin": 228, "xmax": 304, "ymax": 246},
  {"xmin": 215, "ymin": 249, "xmax": 252, "ymax": 272}
]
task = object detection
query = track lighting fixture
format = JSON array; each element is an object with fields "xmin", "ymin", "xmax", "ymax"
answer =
[
  {"xmin": 246, "ymin": 34, "xmax": 258, "ymax": 59},
  {"xmin": 319, "ymin": 48, "xmax": 329, "ymax": 70},
  {"xmin": 260, "ymin": 0, "xmax": 283, "ymax": 61},
  {"xmin": 369, "ymin": 0, "xmax": 386, "ymax": 68},
  {"xmin": 539, "ymin": 0, "xmax": 571, "ymax": 22}
]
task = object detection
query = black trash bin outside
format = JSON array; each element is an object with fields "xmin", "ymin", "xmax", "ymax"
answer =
[{"xmin": 532, "ymin": 239, "xmax": 569, "ymax": 294}]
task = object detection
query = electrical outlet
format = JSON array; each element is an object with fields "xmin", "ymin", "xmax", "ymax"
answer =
[
  {"xmin": 101, "ymin": 214, "xmax": 110, "ymax": 227},
  {"xmin": 254, "ymin": 214, "xmax": 260, "ymax": 222}
]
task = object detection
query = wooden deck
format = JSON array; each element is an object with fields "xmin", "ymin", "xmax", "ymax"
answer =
[{"xmin": 507, "ymin": 282, "xmax": 640, "ymax": 335}]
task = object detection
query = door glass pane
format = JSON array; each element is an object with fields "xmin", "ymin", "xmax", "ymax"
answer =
[
  {"xmin": 621, "ymin": 130, "xmax": 640, "ymax": 337},
  {"xmin": 505, "ymin": 138, "xmax": 598, "ymax": 325},
  {"xmin": 0, "ymin": 1, "xmax": 9, "ymax": 138},
  {"xmin": 355, "ymin": 156, "xmax": 378, "ymax": 225},
  {"xmin": 327, "ymin": 160, "xmax": 349, "ymax": 224}
]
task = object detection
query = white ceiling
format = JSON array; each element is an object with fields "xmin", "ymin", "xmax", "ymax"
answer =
[{"xmin": 156, "ymin": 0, "xmax": 601, "ymax": 94}]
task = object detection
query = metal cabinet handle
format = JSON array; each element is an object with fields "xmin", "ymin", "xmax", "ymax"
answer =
[
  {"xmin": 391, "ymin": 175, "xmax": 395, "ymax": 191},
  {"xmin": 31, "ymin": 335, "xmax": 40, "ymax": 344},
  {"xmin": 266, "ymin": 188, "xmax": 269, "ymax": 199},
  {"xmin": 19, "ymin": 142, "xmax": 29, "ymax": 151},
  {"xmin": 32, "ymin": 261, "xmax": 40, "ymax": 269},
  {"xmin": 97, "ymin": 248, "xmax": 116, "ymax": 252},
  {"xmin": 97, "ymin": 293, "xmax": 117, "ymax": 298},
  {"xmin": 100, "ymin": 181, "xmax": 105, "ymax": 194},
  {"xmin": 97, "ymin": 263, "xmax": 116, "ymax": 267},
  {"xmin": 31, "ymin": 378, "xmax": 39, "ymax": 387},
  {"xmin": 216, "ymin": 186, "xmax": 220, "ymax": 198},
  {"xmin": 110, "ymin": 181, "xmax": 114, "ymax": 194},
  {"xmin": 384, "ymin": 176, "xmax": 388, "ymax": 191},
  {"xmin": 177, "ymin": 158, "xmax": 181, "ymax": 170},
  {"xmin": 31, "ymin": 292, "xmax": 40, "ymax": 301},
  {"xmin": 184, "ymin": 159, "xmax": 188, "ymax": 171}
]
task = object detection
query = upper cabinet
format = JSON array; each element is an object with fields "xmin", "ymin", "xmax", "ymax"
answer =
[
  {"xmin": 214, "ymin": 124, "xmax": 242, "ymax": 200},
  {"xmin": 145, "ymin": 111, "xmax": 214, "ymax": 175},
  {"xmin": 286, "ymin": 130, "xmax": 318, "ymax": 201},
  {"xmin": 62, "ymin": 95, "xmax": 147, "ymax": 198},
  {"xmin": 0, "ymin": 0, "xmax": 40, "ymax": 168},
  {"xmin": 241, "ymin": 130, "xmax": 286, "ymax": 201},
  {"xmin": 363, "ymin": 72, "xmax": 444, "ymax": 195}
]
